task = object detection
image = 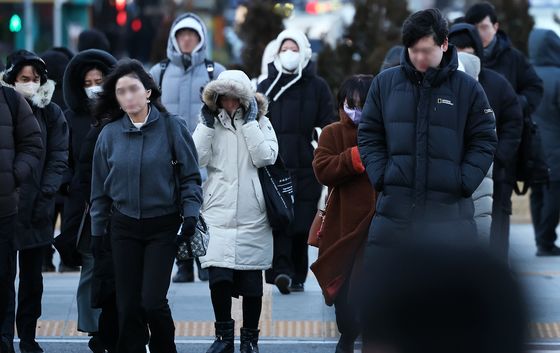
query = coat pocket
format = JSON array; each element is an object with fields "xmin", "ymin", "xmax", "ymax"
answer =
[{"xmin": 252, "ymin": 177, "xmax": 266, "ymax": 213}]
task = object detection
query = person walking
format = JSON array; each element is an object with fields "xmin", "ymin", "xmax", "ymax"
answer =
[
  {"xmin": 0, "ymin": 50, "xmax": 68, "ymax": 353},
  {"xmin": 150, "ymin": 12, "xmax": 225, "ymax": 283},
  {"xmin": 90, "ymin": 59, "xmax": 202, "ymax": 353},
  {"xmin": 448, "ymin": 24, "xmax": 523, "ymax": 258},
  {"xmin": 311, "ymin": 75, "xmax": 376, "ymax": 353},
  {"xmin": 194, "ymin": 70, "xmax": 278, "ymax": 353},
  {"xmin": 528, "ymin": 29, "xmax": 560, "ymax": 256},
  {"xmin": 257, "ymin": 28, "xmax": 335, "ymax": 294},
  {"xmin": 0, "ymin": 83, "xmax": 43, "ymax": 353},
  {"xmin": 358, "ymin": 9, "xmax": 497, "ymax": 248},
  {"xmin": 61, "ymin": 49, "xmax": 117, "ymax": 351}
]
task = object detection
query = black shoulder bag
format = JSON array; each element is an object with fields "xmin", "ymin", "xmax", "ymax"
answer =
[
  {"xmin": 258, "ymin": 156, "xmax": 295, "ymax": 230},
  {"xmin": 162, "ymin": 113, "xmax": 209, "ymax": 259}
]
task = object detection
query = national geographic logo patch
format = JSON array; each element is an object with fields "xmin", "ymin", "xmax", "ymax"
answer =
[{"xmin": 437, "ymin": 98, "xmax": 454, "ymax": 106}]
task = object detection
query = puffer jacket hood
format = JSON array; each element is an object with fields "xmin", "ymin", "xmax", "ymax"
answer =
[
  {"xmin": 458, "ymin": 52, "xmax": 481, "ymax": 81},
  {"xmin": 63, "ymin": 49, "xmax": 117, "ymax": 113},
  {"xmin": 167, "ymin": 13, "xmax": 208, "ymax": 68},
  {"xmin": 0, "ymin": 72, "xmax": 55, "ymax": 108},
  {"xmin": 380, "ymin": 45, "xmax": 404, "ymax": 71},
  {"xmin": 529, "ymin": 28, "xmax": 560, "ymax": 67},
  {"xmin": 449, "ymin": 23, "xmax": 484, "ymax": 59},
  {"xmin": 264, "ymin": 29, "xmax": 313, "ymax": 102},
  {"xmin": 202, "ymin": 70, "xmax": 268, "ymax": 118}
]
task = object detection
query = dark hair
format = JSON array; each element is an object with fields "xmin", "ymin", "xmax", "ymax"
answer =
[
  {"xmin": 337, "ymin": 74, "xmax": 373, "ymax": 111},
  {"xmin": 93, "ymin": 59, "xmax": 166, "ymax": 126},
  {"xmin": 465, "ymin": 2, "xmax": 498, "ymax": 25},
  {"xmin": 402, "ymin": 9, "xmax": 449, "ymax": 48}
]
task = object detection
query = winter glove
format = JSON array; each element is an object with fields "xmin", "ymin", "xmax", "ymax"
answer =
[
  {"xmin": 201, "ymin": 104, "xmax": 217, "ymax": 128},
  {"xmin": 91, "ymin": 236, "xmax": 104, "ymax": 259},
  {"xmin": 243, "ymin": 97, "xmax": 258, "ymax": 125},
  {"xmin": 31, "ymin": 193, "xmax": 54, "ymax": 227},
  {"xmin": 177, "ymin": 216, "xmax": 198, "ymax": 245}
]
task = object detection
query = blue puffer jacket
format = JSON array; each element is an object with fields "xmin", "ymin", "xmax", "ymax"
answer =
[
  {"xmin": 358, "ymin": 45, "xmax": 497, "ymax": 244},
  {"xmin": 150, "ymin": 13, "xmax": 225, "ymax": 134}
]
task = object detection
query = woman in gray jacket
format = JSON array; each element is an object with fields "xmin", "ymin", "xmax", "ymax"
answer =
[{"xmin": 90, "ymin": 59, "xmax": 203, "ymax": 353}]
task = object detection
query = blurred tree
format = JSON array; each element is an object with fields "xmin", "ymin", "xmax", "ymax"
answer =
[
  {"xmin": 464, "ymin": 0, "xmax": 534, "ymax": 54},
  {"xmin": 317, "ymin": 0, "xmax": 409, "ymax": 97},
  {"xmin": 238, "ymin": 0, "xmax": 285, "ymax": 78}
]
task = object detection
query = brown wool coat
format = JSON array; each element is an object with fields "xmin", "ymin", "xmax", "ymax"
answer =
[{"xmin": 311, "ymin": 113, "xmax": 376, "ymax": 305}]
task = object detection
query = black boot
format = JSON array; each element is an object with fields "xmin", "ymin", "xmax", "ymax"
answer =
[
  {"xmin": 334, "ymin": 334, "xmax": 355, "ymax": 353},
  {"xmin": 240, "ymin": 328, "xmax": 259, "ymax": 353},
  {"xmin": 172, "ymin": 259, "xmax": 194, "ymax": 283},
  {"xmin": 206, "ymin": 320, "xmax": 234, "ymax": 353}
]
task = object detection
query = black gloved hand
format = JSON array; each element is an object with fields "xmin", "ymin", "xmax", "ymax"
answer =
[
  {"xmin": 31, "ymin": 193, "xmax": 54, "ymax": 227},
  {"xmin": 91, "ymin": 236, "xmax": 104, "ymax": 259},
  {"xmin": 243, "ymin": 97, "xmax": 258, "ymax": 125},
  {"xmin": 201, "ymin": 104, "xmax": 217, "ymax": 128},
  {"xmin": 177, "ymin": 216, "xmax": 198, "ymax": 244}
]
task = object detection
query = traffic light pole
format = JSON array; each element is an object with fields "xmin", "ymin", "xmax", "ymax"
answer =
[
  {"xmin": 24, "ymin": 0, "xmax": 33, "ymax": 51},
  {"xmin": 53, "ymin": 0, "xmax": 65, "ymax": 47}
]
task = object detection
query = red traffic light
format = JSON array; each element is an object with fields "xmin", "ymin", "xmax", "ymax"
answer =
[
  {"xmin": 131, "ymin": 18, "xmax": 142, "ymax": 32},
  {"xmin": 116, "ymin": 11, "xmax": 127, "ymax": 26}
]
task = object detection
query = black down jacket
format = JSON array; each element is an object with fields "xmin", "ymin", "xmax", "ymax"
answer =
[
  {"xmin": 483, "ymin": 30, "xmax": 543, "ymax": 115},
  {"xmin": 0, "ymin": 87, "xmax": 42, "ymax": 218},
  {"xmin": 358, "ymin": 46, "xmax": 497, "ymax": 244},
  {"xmin": 258, "ymin": 62, "xmax": 336, "ymax": 234}
]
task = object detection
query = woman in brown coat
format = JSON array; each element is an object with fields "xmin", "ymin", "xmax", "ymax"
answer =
[{"xmin": 311, "ymin": 75, "xmax": 376, "ymax": 353}]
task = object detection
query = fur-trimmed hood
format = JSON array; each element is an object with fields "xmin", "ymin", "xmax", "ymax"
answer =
[
  {"xmin": 0, "ymin": 71, "xmax": 55, "ymax": 108},
  {"xmin": 202, "ymin": 70, "xmax": 268, "ymax": 118}
]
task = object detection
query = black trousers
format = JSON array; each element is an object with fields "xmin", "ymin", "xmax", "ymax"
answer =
[
  {"xmin": 530, "ymin": 182, "xmax": 560, "ymax": 249},
  {"xmin": 0, "ymin": 216, "xmax": 16, "ymax": 329},
  {"xmin": 334, "ymin": 278, "xmax": 359, "ymax": 343},
  {"xmin": 110, "ymin": 210, "xmax": 180, "ymax": 353},
  {"xmin": 1, "ymin": 246, "xmax": 45, "ymax": 342},
  {"xmin": 266, "ymin": 228, "xmax": 309, "ymax": 285},
  {"xmin": 489, "ymin": 181, "xmax": 514, "ymax": 261}
]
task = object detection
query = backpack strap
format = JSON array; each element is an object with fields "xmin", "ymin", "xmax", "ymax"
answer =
[
  {"xmin": 158, "ymin": 59, "xmax": 171, "ymax": 91},
  {"xmin": 2, "ymin": 86, "xmax": 20, "ymax": 128},
  {"xmin": 204, "ymin": 59, "xmax": 215, "ymax": 81}
]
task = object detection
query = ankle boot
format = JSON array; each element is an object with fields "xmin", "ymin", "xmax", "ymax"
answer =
[
  {"xmin": 335, "ymin": 333, "xmax": 355, "ymax": 353},
  {"xmin": 206, "ymin": 320, "xmax": 234, "ymax": 353},
  {"xmin": 240, "ymin": 328, "xmax": 259, "ymax": 353}
]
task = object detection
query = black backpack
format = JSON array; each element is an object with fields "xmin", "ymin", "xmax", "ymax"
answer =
[
  {"xmin": 514, "ymin": 116, "xmax": 550, "ymax": 195},
  {"xmin": 158, "ymin": 58, "xmax": 215, "ymax": 91}
]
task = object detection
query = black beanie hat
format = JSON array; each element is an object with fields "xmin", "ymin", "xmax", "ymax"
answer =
[
  {"xmin": 5, "ymin": 49, "xmax": 48, "ymax": 85},
  {"xmin": 78, "ymin": 29, "xmax": 111, "ymax": 52}
]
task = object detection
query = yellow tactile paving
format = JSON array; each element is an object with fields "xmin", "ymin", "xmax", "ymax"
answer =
[{"xmin": 28, "ymin": 321, "xmax": 560, "ymax": 339}]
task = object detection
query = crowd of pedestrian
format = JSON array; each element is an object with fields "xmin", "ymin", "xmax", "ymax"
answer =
[{"xmin": 0, "ymin": 2, "xmax": 557, "ymax": 353}]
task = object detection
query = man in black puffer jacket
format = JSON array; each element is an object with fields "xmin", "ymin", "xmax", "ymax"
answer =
[
  {"xmin": 448, "ymin": 23, "xmax": 523, "ymax": 261},
  {"xmin": 0, "ymin": 86, "xmax": 42, "ymax": 353},
  {"xmin": 358, "ymin": 9, "xmax": 497, "ymax": 248},
  {"xmin": 465, "ymin": 2, "xmax": 543, "ymax": 117}
]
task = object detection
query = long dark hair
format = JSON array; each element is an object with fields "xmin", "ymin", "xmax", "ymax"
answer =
[
  {"xmin": 337, "ymin": 74, "xmax": 374, "ymax": 111},
  {"xmin": 93, "ymin": 58, "xmax": 166, "ymax": 126}
]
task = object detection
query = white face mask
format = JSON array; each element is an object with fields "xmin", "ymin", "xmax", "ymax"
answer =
[
  {"xmin": 15, "ymin": 82, "xmax": 40, "ymax": 98},
  {"xmin": 84, "ymin": 85, "xmax": 103, "ymax": 100},
  {"xmin": 279, "ymin": 50, "xmax": 301, "ymax": 71}
]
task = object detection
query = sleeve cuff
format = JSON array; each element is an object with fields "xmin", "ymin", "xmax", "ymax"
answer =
[{"xmin": 351, "ymin": 146, "xmax": 365, "ymax": 173}]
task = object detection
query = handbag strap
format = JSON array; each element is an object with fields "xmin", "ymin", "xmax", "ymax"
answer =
[
  {"xmin": 162, "ymin": 113, "xmax": 182, "ymax": 214},
  {"xmin": 323, "ymin": 188, "xmax": 335, "ymax": 211}
]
